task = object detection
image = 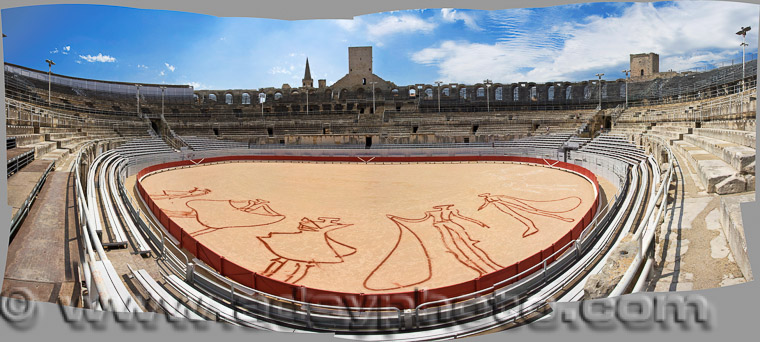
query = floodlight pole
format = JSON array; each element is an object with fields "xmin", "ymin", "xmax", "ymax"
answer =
[
  {"xmin": 135, "ymin": 84, "xmax": 142, "ymax": 119},
  {"xmin": 595, "ymin": 73, "xmax": 604, "ymax": 110},
  {"xmin": 160, "ymin": 86, "xmax": 166, "ymax": 120},
  {"xmin": 370, "ymin": 81, "xmax": 377, "ymax": 116},
  {"xmin": 484, "ymin": 79, "xmax": 492, "ymax": 113},
  {"xmin": 45, "ymin": 59, "xmax": 55, "ymax": 107},
  {"xmin": 435, "ymin": 81, "xmax": 443, "ymax": 115},
  {"xmin": 622, "ymin": 69, "xmax": 630, "ymax": 108}
]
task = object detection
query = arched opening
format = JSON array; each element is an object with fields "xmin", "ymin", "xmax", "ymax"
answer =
[
  {"xmin": 274, "ymin": 92, "xmax": 283, "ymax": 100},
  {"xmin": 548, "ymin": 86, "xmax": 555, "ymax": 101},
  {"xmin": 409, "ymin": 88, "xmax": 416, "ymax": 97},
  {"xmin": 340, "ymin": 89, "xmax": 348, "ymax": 100},
  {"xmin": 392, "ymin": 89, "xmax": 399, "ymax": 97},
  {"xmin": 640, "ymin": 69, "xmax": 644, "ymax": 76},
  {"xmin": 193, "ymin": 93, "xmax": 199, "ymax": 104},
  {"xmin": 460, "ymin": 87, "xmax": 466, "ymax": 99},
  {"xmin": 442, "ymin": 87, "xmax": 450, "ymax": 96},
  {"xmin": 425, "ymin": 88, "xmax": 433, "ymax": 99},
  {"xmin": 583, "ymin": 85, "xmax": 591, "ymax": 100},
  {"xmin": 566, "ymin": 86, "xmax": 573, "ymax": 100},
  {"xmin": 620, "ymin": 84, "xmax": 626, "ymax": 98},
  {"xmin": 242, "ymin": 93, "xmax": 251, "ymax": 105},
  {"xmin": 225, "ymin": 93, "xmax": 233, "ymax": 105},
  {"xmin": 513, "ymin": 87, "xmax": 519, "ymax": 101},
  {"xmin": 601, "ymin": 84, "xmax": 608, "ymax": 99},
  {"xmin": 477, "ymin": 87, "xmax": 485, "ymax": 97},
  {"xmin": 208, "ymin": 93, "xmax": 217, "ymax": 102},
  {"xmin": 530, "ymin": 86, "xmax": 537, "ymax": 101},
  {"xmin": 495, "ymin": 87, "xmax": 503, "ymax": 101}
]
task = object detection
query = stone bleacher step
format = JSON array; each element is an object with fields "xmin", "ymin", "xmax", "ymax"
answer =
[
  {"xmin": 673, "ymin": 141, "xmax": 750, "ymax": 194},
  {"xmin": 683, "ymin": 134, "xmax": 755, "ymax": 174},
  {"xmin": 694, "ymin": 128, "xmax": 756, "ymax": 149}
]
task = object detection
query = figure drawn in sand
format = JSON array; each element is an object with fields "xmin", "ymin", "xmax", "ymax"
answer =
[
  {"xmin": 162, "ymin": 199, "xmax": 285, "ymax": 237},
  {"xmin": 477, "ymin": 193, "xmax": 582, "ymax": 238},
  {"xmin": 150, "ymin": 187, "xmax": 211, "ymax": 200},
  {"xmin": 258, "ymin": 217, "xmax": 356, "ymax": 284},
  {"xmin": 364, "ymin": 205, "xmax": 501, "ymax": 291}
]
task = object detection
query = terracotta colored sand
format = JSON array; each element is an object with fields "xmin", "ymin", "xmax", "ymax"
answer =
[{"xmin": 141, "ymin": 161, "xmax": 597, "ymax": 294}]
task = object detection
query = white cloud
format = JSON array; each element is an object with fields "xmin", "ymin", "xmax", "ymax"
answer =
[
  {"xmin": 159, "ymin": 70, "xmax": 166, "ymax": 76},
  {"xmin": 49, "ymin": 48, "xmax": 59, "ymax": 54},
  {"xmin": 335, "ymin": 17, "xmax": 363, "ymax": 32},
  {"xmin": 164, "ymin": 63, "xmax": 175, "ymax": 72},
  {"xmin": 62, "ymin": 45, "xmax": 70, "ymax": 55},
  {"xmin": 79, "ymin": 53, "xmax": 116, "ymax": 63},
  {"xmin": 137, "ymin": 64, "xmax": 148, "ymax": 69},
  {"xmin": 368, "ymin": 15, "xmax": 437, "ymax": 40},
  {"xmin": 269, "ymin": 66, "xmax": 291, "ymax": 75},
  {"xmin": 188, "ymin": 81, "xmax": 207, "ymax": 89},
  {"xmin": 412, "ymin": 2, "xmax": 759, "ymax": 83},
  {"xmin": 75, "ymin": 60, "xmax": 82, "ymax": 64},
  {"xmin": 441, "ymin": 8, "xmax": 482, "ymax": 31}
]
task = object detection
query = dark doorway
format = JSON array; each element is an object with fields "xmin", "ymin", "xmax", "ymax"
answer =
[
  {"xmin": 267, "ymin": 127, "xmax": 274, "ymax": 137},
  {"xmin": 213, "ymin": 127, "xmax": 219, "ymax": 136},
  {"xmin": 365, "ymin": 136, "xmax": 372, "ymax": 149}
]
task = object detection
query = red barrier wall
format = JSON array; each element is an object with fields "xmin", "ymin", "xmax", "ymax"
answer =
[{"xmin": 135, "ymin": 155, "xmax": 600, "ymax": 309}]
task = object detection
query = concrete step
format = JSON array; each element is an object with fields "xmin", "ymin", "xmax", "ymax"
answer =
[
  {"xmin": 694, "ymin": 128, "xmax": 756, "ymax": 149},
  {"xmin": 673, "ymin": 141, "xmax": 751, "ymax": 194},
  {"xmin": 683, "ymin": 134, "xmax": 755, "ymax": 174}
]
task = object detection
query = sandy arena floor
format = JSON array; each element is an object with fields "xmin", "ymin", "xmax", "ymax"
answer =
[{"xmin": 139, "ymin": 161, "xmax": 598, "ymax": 294}]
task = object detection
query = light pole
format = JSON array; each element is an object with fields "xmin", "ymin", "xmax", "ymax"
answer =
[
  {"xmin": 370, "ymin": 81, "xmax": 377, "ymax": 116},
  {"xmin": 737, "ymin": 26, "xmax": 751, "ymax": 92},
  {"xmin": 435, "ymin": 81, "xmax": 443, "ymax": 115},
  {"xmin": 622, "ymin": 69, "xmax": 630, "ymax": 108},
  {"xmin": 160, "ymin": 86, "xmax": 166, "ymax": 120},
  {"xmin": 595, "ymin": 73, "xmax": 604, "ymax": 110},
  {"xmin": 484, "ymin": 79, "xmax": 492, "ymax": 112},
  {"xmin": 45, "ymin": 59, "xmax": 55, "ymax": 106},
  {"xmin": 135, "ymin": 84, "xmax": 142, "ymax": 118}
]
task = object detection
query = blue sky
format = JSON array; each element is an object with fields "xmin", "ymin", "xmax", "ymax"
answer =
[{"xmin": 2, "ymin": 1, "xmax": 758, "ymax": 90}]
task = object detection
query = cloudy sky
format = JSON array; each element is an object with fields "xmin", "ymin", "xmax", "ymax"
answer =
[{"xmin": 1, "ymin": 1, "xmax": 758, "ymax": 90}]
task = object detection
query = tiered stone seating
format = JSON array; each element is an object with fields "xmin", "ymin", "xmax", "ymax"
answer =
[{"xmin": 182, "ymin": 136, "xmax": 249, "ymax": 151}]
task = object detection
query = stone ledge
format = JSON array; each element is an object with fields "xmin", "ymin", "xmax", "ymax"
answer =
[{"xmin": 720, "ymin": 193, "xmax": 756, "ymax": 281}]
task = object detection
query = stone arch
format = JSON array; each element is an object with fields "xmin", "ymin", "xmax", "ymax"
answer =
[
  {"xmin": 225, "ymin": 93, "xmax": 233, "ymax": 105},
  {"xmin": 548, "ymin": 86, "xmax": 555, "ymax": 101},
  {"xmin": 566, "ymin": 86, "xmax": 573, "ymax": 100},
  {"xmin": 495, "ymin": 86, "xmax": 503, "ymax": 101},
  {"xmin": 460, "ymin": 87, "xmax": 466, "ymax": 99},
  {"xmin": 477, "ymin": 87, "xmax": 485, "ymax": 97},
  {"xmin": 242, "ymin": 93, "xmax": 251, "ymax": 105},
  {"xmin": 442, "ymin": 87, "xmax": 450, "ymax": 96},
  {"xmin": 208, "ymin": 93, "xmax": 217, "ymax": 102},
  {"xmin": 513, "ymin": 87, "xmax": 519, "ymax": 101},
  {"xmin": 274, "ymin": 92, "xmax": 283, "ymax": 100}
]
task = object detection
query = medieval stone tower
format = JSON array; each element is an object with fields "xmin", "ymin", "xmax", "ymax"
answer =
[
  {"xmin": 630, "ymin": 53, "xmax": 659, "ymax": 78},
  {"xmin": 349, "ymin": 46, "xmax": 373, "ymax": 75}
]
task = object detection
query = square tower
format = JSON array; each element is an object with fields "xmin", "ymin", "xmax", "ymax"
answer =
[
  {"xmin": 630, "ymin": 53, "xmax": 659, "ymax": 78},
  {"xmin": 349, "ymin": 46, "xmax": 372, "ymax": 74}
]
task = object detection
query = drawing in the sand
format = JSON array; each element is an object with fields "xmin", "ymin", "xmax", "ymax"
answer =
[
  {"xmin": 258, "ymin": 217, "xmax": 357, "ymax": 284},
  {"xmin": 364, "ymin": 205, "xmax": 501, "ymax": 291},
  {"xmin": 477, "ymin": 193, "xmax": 582, "ymax": 238},
  {"xmin": 161, "ymin": 198, "xmax": 286, "ymax": 237},
  {"xmin": 149, "ymin": 187, "xmax": 211, "ymax": 200}
]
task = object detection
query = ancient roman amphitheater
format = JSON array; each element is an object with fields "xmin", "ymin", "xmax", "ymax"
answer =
[{"xmin": 3, "ymin": 47, "xmax": 756, "ymax": 339}]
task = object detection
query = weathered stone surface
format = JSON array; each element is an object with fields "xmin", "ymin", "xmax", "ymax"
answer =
[
  {"xmin": 720, "ymin": 193, "xmax": 755, "ymax": 281},
  {"xmin": 715, "ymin": 175, "xmax": 746, "ymax": 195},
  {"xmin": 583, "ymin": 235, "xmax": 639, "ymax": 299}
]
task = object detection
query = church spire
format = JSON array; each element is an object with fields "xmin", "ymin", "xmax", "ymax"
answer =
[{"xmin": 302, "ymin": 58, "xmax": 313, "ymax": 88}]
